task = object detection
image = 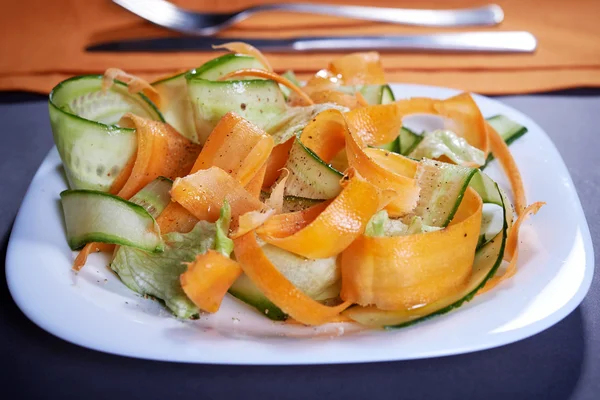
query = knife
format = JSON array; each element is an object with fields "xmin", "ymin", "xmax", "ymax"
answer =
[{"xmin": 87, "ymin": 31, "xmax": 537, "ymax": 53}]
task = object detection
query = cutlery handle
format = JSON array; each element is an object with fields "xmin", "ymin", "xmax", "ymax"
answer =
[
  {"xmin": 248, "ymin": 3, "xmax": 503, "ymax": 27},
  {"xmin": 292, "ymin": 32, "xmax": 537, "ymax": 53}
]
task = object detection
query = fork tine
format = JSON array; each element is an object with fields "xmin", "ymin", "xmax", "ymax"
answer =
[{"xmin": 113, "ymin": 0, "xmax": 196, "ymax": 31}]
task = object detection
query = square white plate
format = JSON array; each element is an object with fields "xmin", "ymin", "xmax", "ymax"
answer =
[{"xmin": 6, "ymin": 84, "xmax": 594, "ymax": 365}]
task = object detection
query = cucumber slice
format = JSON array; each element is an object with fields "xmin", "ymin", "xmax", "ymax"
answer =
[
  {"xmin": 356, "ymin": 84, "xmax": 399, "ymax": 153},
  {"xmin": 399, "ymin": 127, "xmax": 423, "ymax": 155},
  {"xmin": 259, "ymin": 192, "xmax": 322, "ymax": 213},
  {"xmin": 282, "ymin": 195, "xmax": 323, "ymax": 213},
  {"xmin": 478, "ymin": 203, "xmax": 504, "ymax": 249},
  {"xmin": 60, "ymin": 190, "xmax": 163, "ymax": 252},
  {"xmin": 469, "ymin": 171, "xmax": 503, "ymax": 206},
  {"xmin": 229, "ymin": 242, "xmax": 340, "ymax": 320},
  {"xmin": 483, "ymin": 115, "xmax": 529, "ymax": 167},
  {"xmin": 280, "ymin": 70, "xmax": 301, "ymax": 100},
  {"xmin": 152, "ymin": 54, "xmax": 267, "ymax": 143},
  {"xmin": 380, "ymin": 85, "xmax": 395, "ymax": 104},
  {"xmin": 487, "ymin": 114, "xmax": 528, "ymax": 146},
  {"xmin": 262, "ymin": 243, "xmax": 340, "ymax": 301},
  {"xmin": 337, "ymin": 84, "xmax": 394, "ymax": 106},
  {"xmin": 284, "ymin": 137, "xmax": 343, "ymax": 199},
  {"xmin": 49, "ymin": 75, "xmax": 163, "ymax": 192},
  {"xmin": 343, "ymin": 182, "xmax": 508, "ymax": 328},
  {"xmin": 186, "ymin": 78, "xmax": 286, "ymax": 144},
  {"xmin": 152, "ymin": 75, "xmax": 197, "ymax": 142},
  {"xmin": 188, "ymin": 53, "xmax": 265, "ymax": 81},
  {"xmin": 229, "ymin": 274, "xmax": 287, "ymax": 321},
  {"xmin": 129, "ymin": 176, "xmax": 173, "ymax": 218},
  {"xmin": 374, "ymin": 138, "xmax": 400, "ymax": 153},
  {"xmin": 414, "ymin": 159, "xmax": 478, "ymax": 227}
]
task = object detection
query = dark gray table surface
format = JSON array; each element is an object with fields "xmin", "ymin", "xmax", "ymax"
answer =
[{"xmin": 1, "ymin": 93, "xmax": 598, "ymax": 400}]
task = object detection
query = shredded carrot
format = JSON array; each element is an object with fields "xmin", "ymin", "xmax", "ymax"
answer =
[
  {"xmin": 299, "ymin": 108, "xmax": 347, "ymax": 162},
  {"xmin": 116, "ymin": 114, "xmax": 201, "ymax": 200},
  {"xmin": 171, "ymin": 167, "xmax": 269, "ymax": 223},
  {"xmin": 102, "ymin": 68, "xmax": 161, "ymax": 108},
  {"xmin": 218, "ymin": 69, "xmax": 314, "ymax": 106},
  {"xmin": 265, "ymin": 169, "xmax": 289, "ymax": 214},
  {"xmin": 233, "ymin": 233, "xmax": 352, "ymax": 326},
  {"xmin": 257, "ymin": 170, "xmax": 394, "ymax": 258},
  {"xmin": 212, "ymin": 42, "xmax": 273, "ymax": 71},
  {"xmin": 309, "ymin": 90, "xmax": 361, "ymax": 109},
  {"xmin": 72, "ymin": 242, "xmax": 115, "ymax": 272},
  {"xmin": 180, "ymin": 250, "xmax": 243, "ymax": 313},
  {"xmin": 190, "ymin": 112, "xmax": 274, "ymax": 186},
  {"xmin": 328, "ymin": 52, "xmax": 386, "ymax": 85},
  {"xmin": 355, "ymin": 91, "xmax": 370, "ymax": 107},
  {"xmin": 263, "ymin": 138, "xmax": 293, "ymax": 188},
  {"xmin": 487, "ymin": 122, "xmax": 527, "ymax": 215},
  {"xmin": 478, "ymin": 202, "xmax": 545, "ymax": 294},
  {"xmin": 341, "ymin": 188, "xmax": 482, "ymax": 310},
  {"xmin": 231, "ymin": 209, "xmax": 275, "ymax": 239},
  {"xmin": 156, "ymin": 202, "xmax": 199, "ymax": 234},
  {"xmin": 108, "ymin": 155, "xmax": 135, "ymax": 195},
  {"xmin": 244, "ymin": 163, "xmax": 267, "ymax": 199}
]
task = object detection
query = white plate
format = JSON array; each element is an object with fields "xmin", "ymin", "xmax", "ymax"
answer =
[{"xmin": 6, "ymin": 84, "xmax": 594, "ymax": 365}]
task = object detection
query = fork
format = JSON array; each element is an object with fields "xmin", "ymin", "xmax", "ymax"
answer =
[{"xmin": 114, "ymin": 0, "xmax": 504, "ymax": 36}]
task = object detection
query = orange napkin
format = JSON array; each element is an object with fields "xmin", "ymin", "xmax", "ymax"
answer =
[{"xmin": 1, "ymin": 0, "xmax": 599, "ymax": 95}]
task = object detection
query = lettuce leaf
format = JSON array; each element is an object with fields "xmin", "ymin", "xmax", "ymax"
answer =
[
  {"xmin": 215, "ymin": 200, "xmax": 233, "ymax": 257},
  {"xmin": 111, "ymin": 221, "xmax": 216, "ymax": 319},
  {"xmin": 409, "ymin": 130, "xmax": 486, "ymax": 166}
]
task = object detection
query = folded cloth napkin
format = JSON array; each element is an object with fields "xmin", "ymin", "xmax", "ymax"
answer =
[{"xmin": 1, "ymin": 0, "xmax": 599, "ymax": 94}]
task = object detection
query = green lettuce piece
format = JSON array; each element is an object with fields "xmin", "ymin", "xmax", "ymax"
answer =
[
  {"xmin": 365, "ymin": 210, "xmax": 389, "ymax": 237},
  {"xmin": 266, "ymin": 103, "xmax": 348, "ymax": 145},
  {"xmin": 111, "ymin": 221, "xmax": 217, "ymax": 318},
  {"xmin": 215, "ymin": 200, "xmax": 233, "ymax": 257},
  {"xmin": 409, "ymin": 130, "xmax": 486, "ymax": 166}
]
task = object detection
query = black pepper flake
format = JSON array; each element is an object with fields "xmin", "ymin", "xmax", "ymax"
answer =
[
  {"xmin": 464, "ymin": 233, "xmax": 467, "ymax": 237},
  {"xmin": 240, "ymin": 103, "xmax": 247, "ymax": 110}
]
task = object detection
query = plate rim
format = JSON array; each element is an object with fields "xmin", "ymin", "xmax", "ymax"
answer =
[{"xmin": 6, "ymin": 83, "xmax": 595, "ymax": 365}]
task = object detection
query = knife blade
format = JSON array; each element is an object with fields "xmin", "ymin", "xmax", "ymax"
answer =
[{"xmin": 87, "ymin": 31, "xmax": 537, "ymax": 53}]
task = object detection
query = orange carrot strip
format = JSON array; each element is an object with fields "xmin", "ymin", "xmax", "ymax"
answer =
[
  {"xmin": 171, "ymin": 167, "xmax": 268, "ymax": 223},
  {"xmin": 309, "ymin": 90, "xmax": 361, "ymax": 109},
  {"xmin": 341, "ymin": 188, "xmax": 482, "ymax": 310},
  {"xmin": 180, "ymin": 250, "xmax": 243, "ymax": 313},
  {"xmin": 299, "ymin": 108, "xmax": 347, "ymax": 162},
  {"xmin": 117, "ymin": 114, "xmax": 201, "ymax": 199},
  {"xmin": 72, "ymin": 242, "xmax": 115, "ymax": 272},
  {"xmin": 478, "ymin": 202, "xmax": 544, "ymax": 294},
  {"xmin": 396, "ymin": 93, "xmax": 489, "ymax": 156},
  {"xmin": 355, "ymin": 91, "xmax": 369, "ymax": 107},
  {"xmin": 328, "ymin": 52, "xmax": 387, "ymax": 85},
  {"xmin": 218, "ymin": 69, "xmax": 314, "ymax": 106},
  {"xmin": 265, "ymin": 169, "xmax": 289, "ymax": 214},
  {"xmin": 346, "ymin": 120, "xmax": 420, "ymax": 217},
  {"xmin": 345, "ymin": 103, "xmax": 403, "ymax": 146},
  {"xmin": 231, "ymin": 209, "xmax": 276, "ymax": 239},
  {"xmin": 233, "ymin": 233, "xmax": 352, "ymax": 325},
  {"xmin": 156, "ymin": 202, "xmax": 199, "ymax": 234},
  {"xmin": 487, "ymin": 121, "xmax": 527, "ymax": 215},
  {"xmin": 103, "ymin": 68, "xmax": 161, "ymax": 108},
  {"xmin": 244, "ymin": 163, "xmax": 267, "ymax": 199},
  {"xmin": 190, "ymin": 112, "xmax": 274, "ymax": 186},
  {"xmin": 256, "ymin": 170, "xmax": 392, "ymax": 258},
  {"xmin": 108, "ymin": 155, "xmax": 135, "ymax": 195},
  {"xmin": 212, "ymin": 42, "xmax": 273, "ymax": 71},
  {"xmin": 263, "ymin": 138, "xmax": 293, "ymax": 188}
]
